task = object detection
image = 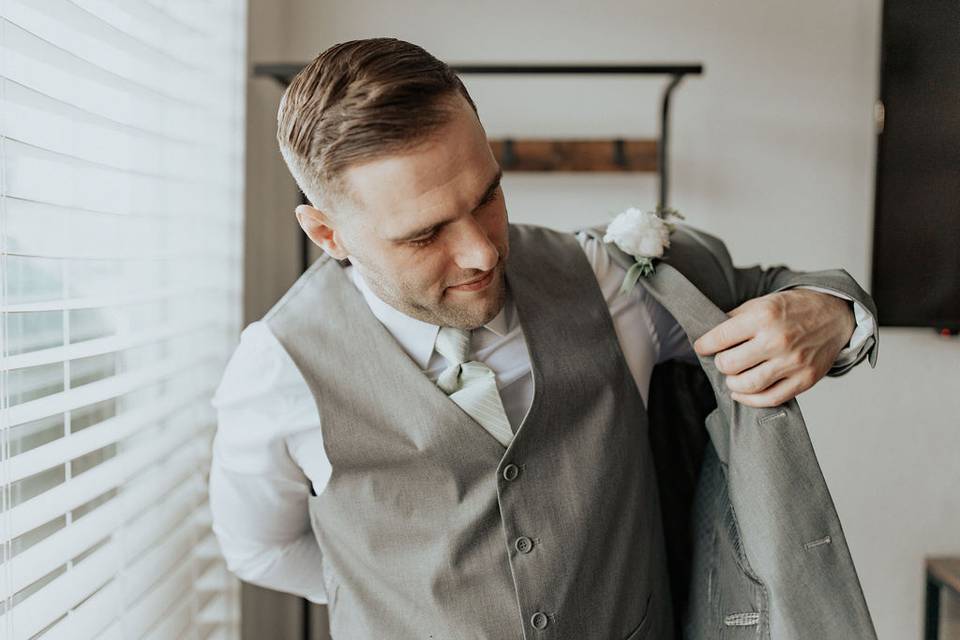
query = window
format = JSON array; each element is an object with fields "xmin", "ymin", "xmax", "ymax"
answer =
[{"xmin": 1, "ymin": 1, "xmax": 245, "ymax": 638}]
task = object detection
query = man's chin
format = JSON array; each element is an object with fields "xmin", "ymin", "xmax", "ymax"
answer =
[
  {"xmin": 477, "ymin": 275, "xmax": 508, "ymax": 326},
  {"xmin": 444, "ymin": 273, "xmax": 506, "ymax": 329}
]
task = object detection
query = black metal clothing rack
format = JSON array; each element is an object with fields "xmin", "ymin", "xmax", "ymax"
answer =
[{"xmin": 254, "ymin": 62, "xmax": 704, "ymax": 272}]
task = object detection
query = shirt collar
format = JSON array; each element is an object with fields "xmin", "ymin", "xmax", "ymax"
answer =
[
  {"xmin": 348, "ymin": 264, "xmax": 512, "ymax": 368},
  {"xmin": 484, "ymin": 299, "xmax": 510, "ymax": 337}
]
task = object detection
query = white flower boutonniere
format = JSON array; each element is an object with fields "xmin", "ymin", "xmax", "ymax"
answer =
[{"xmin": 603, "ymin": 206, "xmax": 684, "ymax": 294}]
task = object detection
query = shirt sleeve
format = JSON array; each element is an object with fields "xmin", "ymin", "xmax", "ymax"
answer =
[
  {"xmin": 574, "ymin": 230, "xmax": 698, "ymax": 406},
  {"xmin": 208, "ymin": 321, "xmax": 329, "ymax": 604}
]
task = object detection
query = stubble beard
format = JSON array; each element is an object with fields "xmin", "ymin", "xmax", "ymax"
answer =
[{"xmin": 363, "ymin": 258, "xmax": 508, "ymax": 330}]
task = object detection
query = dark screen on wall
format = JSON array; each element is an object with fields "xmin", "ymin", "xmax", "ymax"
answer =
[{"xmin": 873, "ymin": 0, "xmax": 960, "ymax": 330}]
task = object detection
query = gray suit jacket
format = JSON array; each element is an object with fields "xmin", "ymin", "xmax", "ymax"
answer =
[{"xmin": 581, "ymin": 223, "xmax": 879, "ymax": 639}]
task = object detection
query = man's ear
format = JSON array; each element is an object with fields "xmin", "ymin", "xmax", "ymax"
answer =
[{"xmin": 295, "ymin": 204, "xmax": 350, "ymax": 260}]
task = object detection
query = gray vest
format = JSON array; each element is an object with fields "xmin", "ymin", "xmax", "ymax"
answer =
[{"xmin": 266, "ymin": 223, "xmax": 673, "ymax": 639}]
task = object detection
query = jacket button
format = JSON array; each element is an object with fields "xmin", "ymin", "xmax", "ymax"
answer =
[
  {"xmin": 502, "ymin": 464, "xmax": 519, "ymax": 481},
  {"xmin": 515, "ymin": 536, "xmax": 534, "ymax": 554},
  {"xmin": 530, "ymin": 611, "xmax": 549, "ymax": 630}
]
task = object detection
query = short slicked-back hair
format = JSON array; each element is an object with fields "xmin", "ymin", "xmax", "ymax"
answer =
[{"xmin": 276, "ymin": 37, "xmax": 479, "ymax": 213}]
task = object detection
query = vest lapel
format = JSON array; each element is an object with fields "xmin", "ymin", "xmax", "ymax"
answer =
[
  {"xmin": 333, "ymin": 232, "xmax": 553, "ymax": 452},
  {"xmin": 323, "ymin": 261, "xmax": 509, "ymax": 457}
]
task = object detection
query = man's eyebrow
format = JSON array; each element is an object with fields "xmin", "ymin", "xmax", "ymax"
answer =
[{"xmin": 390, "ymin": 168, "xmax": 503, "ymax": 243}]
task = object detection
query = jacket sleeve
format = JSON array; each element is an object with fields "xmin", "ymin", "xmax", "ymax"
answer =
[{"xmin": 684, "ymin": 226, "xmax": 880, "ymax": 374}]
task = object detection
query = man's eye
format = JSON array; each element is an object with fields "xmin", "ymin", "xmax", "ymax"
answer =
[
  {"xmin": 409, "ymin": 233, "xmax": 436, "ymax": 247},
  {"xmin": 482, "ymin": 187, "xmax": 500, "ymax": 206}
]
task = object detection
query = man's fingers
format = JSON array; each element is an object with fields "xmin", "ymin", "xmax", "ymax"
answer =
[
  {"xmin": 730, "ymin": 374, "xmax": 805, "ymax": 408},
  {"xmin": 713, "ymin": 338, "xmax": 767, "ymax": 375},
  {"xmin": 694, "ymin": 313, "xmax": 756, "ymax": 356},
  {"xmin": 724, "ymin": 360, "xmax": 782, "ymax": 395}
]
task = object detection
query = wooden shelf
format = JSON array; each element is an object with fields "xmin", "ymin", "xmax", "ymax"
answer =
[{"xmin": 488, "ymin": 138, "xmax": 657, "ymax": 172}]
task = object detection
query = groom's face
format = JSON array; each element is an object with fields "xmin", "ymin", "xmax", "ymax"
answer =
[{"xmin": 326, "ymin": 94, "xmax": 509, "ymax": 330}]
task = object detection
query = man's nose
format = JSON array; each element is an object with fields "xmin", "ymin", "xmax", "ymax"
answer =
[{"xmin": 450, "ymin": 216, "xmax": 499, "ymax": 272}]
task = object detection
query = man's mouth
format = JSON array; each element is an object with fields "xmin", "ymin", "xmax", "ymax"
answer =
[{"xmin": 448, "ymin": 268, "xmax": 495, "ymax": 292}]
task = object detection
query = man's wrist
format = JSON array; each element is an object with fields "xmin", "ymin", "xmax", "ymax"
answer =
[{"xmin": 787, "ymin": 285, "xmax": 875, "ymax": 370}]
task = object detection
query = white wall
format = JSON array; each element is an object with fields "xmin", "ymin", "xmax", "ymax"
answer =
[{"xmin": 249, "ymin": 2, "xmax": 960, "ymax": 637}]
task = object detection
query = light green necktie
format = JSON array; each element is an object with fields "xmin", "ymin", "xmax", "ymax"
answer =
[{"xmin": 435, "ymin": 326, "xmax": 514, "ymax": 447}]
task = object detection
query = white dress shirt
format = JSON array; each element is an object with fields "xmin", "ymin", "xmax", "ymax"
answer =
[{"xmin": 208, "ymin": 230, "xmax": 873, "ymax": 604}]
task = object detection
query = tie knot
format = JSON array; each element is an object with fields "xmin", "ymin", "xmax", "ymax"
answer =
[{"xmin": 435, "ymin": 326, "xmax": 471, "ymax": 366}]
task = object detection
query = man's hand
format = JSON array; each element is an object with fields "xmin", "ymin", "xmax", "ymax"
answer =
[{"xmin": 693, "ymin": 289, "xmax": 856, "ymax": 407}]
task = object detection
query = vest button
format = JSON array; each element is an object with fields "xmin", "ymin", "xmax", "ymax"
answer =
[
  {"xmin": 515, "ymin": 536, "xmax": 534, "ymax": 554},
  {"xmin": 530, "ymin": 611, "xmax": 549, "ymax": 630},
  {"xmin": 502, "ymin": 463, "xmax": 519, "ymax": 481}
]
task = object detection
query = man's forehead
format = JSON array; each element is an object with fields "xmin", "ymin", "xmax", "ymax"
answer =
[
  {"xmin": 344, "ymin": 148, "xmax": 452, "ymax": 211},
  {"xmin": 342, "ymin": 96, "xmax": 492, "ymax": 214},
  {"xmin": 343, "ymin": 145, "xmax": 497, "ymax": 227}
]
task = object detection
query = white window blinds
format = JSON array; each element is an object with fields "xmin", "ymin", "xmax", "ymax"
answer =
[{"xmin": 0, "ymin": 1, "xmax": 245, "ymax": 638}]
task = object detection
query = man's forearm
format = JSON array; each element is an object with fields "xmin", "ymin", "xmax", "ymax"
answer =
[
  {"xmin": 208, "ymin": 460, "xmax": 328, "ymax": 604},
  {"xmin": 215, "ymin": 526, "xmax": 329, "ymax": 604}
]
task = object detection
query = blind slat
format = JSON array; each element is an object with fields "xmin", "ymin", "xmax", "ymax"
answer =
[
  {"xmin": 0, "ymin": 534, "xmax": 118, "ymax": 640},
  {"xmin": 120, "ymin": 560, "xmax": 196, "ymax": 639},
  {"xmin": 140, "ymin": 590, "xmax": 194, "ymax": 640},
  {"xmin": 4, "ymin": 0, "xmax": 216, "ymax": 109},
  {"xmin": 0, "ymin": 42, "xmax": 225, "ymax": 142},
  {"xmin": 71, "ymin": 0, "xmax": 228, "ymax": 71},
  {"xmin": 5, "ymin": 350, "xmax": 220, "ymax": 427},
  {"xmin": 4, "ymin": 140, "xmax": 233, "ymax": 214},
  {"xmin": 197, "ymin": 593, "xmax": 232, "ymax": 625},
  {"xmin": 0, "ymin": 512, "xmax": 203, "ymax": 640},
  {"xmin": 0, "ymin": 93, "xmax": 231, "ymax": 184},
  {"xmin": 1, "ymin": 286, "xmax": 231, "ymax": 313},
  {"xmin": 32, "ymin": 535, "xmax": 221, "ymax": 640},
  {"xmin": 2, "ymin": 461, "xmax": 203, "ymax": 597},
  {"xmin": 2, "ymin": 0, "xmax": 244, "ymax": 635},
  {"xmin": 5, "ymin": 320, "xmax": 216, "ymax": 369},
  {"xmin": 5, "ymin": 416, "xmax": 206, "ymax": 541},
  {"xmin": 8, "ymin": 387, "xmax": 208, "ymax": 482},
  {"xmin": 195, "ymin": 561, "xmax": 230, "ymax": 594}
]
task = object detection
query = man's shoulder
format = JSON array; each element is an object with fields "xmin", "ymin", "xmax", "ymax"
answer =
[
  {"xmin": 506, "ymin": 220, "xmax": 738, "ymax": 307},
  {"xmin": 576, "ymin": 220, "xmax": 729, "ymax": 262},
  {"xmin": 261, "ymin": 252, "xmax": 340, "ymax": 327},
  {"xmin": 576, "ymin": 221, "xmax": 738, "ymax": 296},
  {"xmin": 506, "ymin": 221, "xmax": 600, "ymax": 275},
  {"xmin": 211, "ymin": 320, "xmax": 295, "ymax": 410}
]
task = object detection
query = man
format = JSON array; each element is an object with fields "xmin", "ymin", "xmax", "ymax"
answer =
[{"xmin": 210, "ymin": 38, "xmax": 878, "ymax": 639}]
